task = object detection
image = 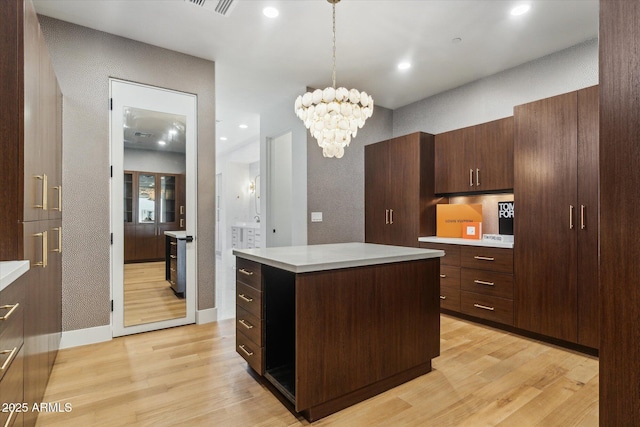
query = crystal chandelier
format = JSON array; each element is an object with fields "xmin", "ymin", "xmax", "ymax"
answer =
[{"xmin": 294, "ymin": 0, "xmax": 374, "ymax": 159}]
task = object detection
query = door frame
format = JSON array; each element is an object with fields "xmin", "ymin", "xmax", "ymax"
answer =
[{"xmin": 109, "ymin": 79, "xmax": 198, "ymax": 337}]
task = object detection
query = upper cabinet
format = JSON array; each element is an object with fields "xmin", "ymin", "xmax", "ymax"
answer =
[
  {"xmin": 435, "ymin": 117, "xmax": 514, "ymax": 194},
  {"xmin": 365, "ymin": 132, "xmax": 436, "ymax": 247}
]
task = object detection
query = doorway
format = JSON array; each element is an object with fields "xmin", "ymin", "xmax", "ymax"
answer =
[
  {"xmin": 267, "ymin": 132, "xmax": 293, "ymax": 247},
  {"xmin": 110, "ymin": 79, "xmax": 197, "ymax": 337}
]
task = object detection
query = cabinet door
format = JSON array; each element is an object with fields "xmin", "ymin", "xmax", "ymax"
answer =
[
  {"xmin": 577, "ymin": 85, "xmax": 599, "ymax": 348},
  {"xmin": 514, "ymin": 92, "xmax": 578, "ymax": 343},
  {"xmin": 41, "ymin": 45, "xmax": 60, "ymax": 220},
  {"xmin": 387, "ymin": 135, "xmax": 420, "ymax": 247},
  {"xmin": 474, "ymin": 117, "xmax": 514, "ymax": 192},
  {"xmin": 47, "ymin": 220, "xmax": 62, "ymax": 372},
  {"xmin": 435, "ymin": 127, "xmax": 474, "ymax": 193},
  {"xmin": 364, "ymin": 141, "xmax": 390, "ymax": 244},
  {"xmin": 135, "ymin": 224, "xmax": 157, "ymax": 261}
]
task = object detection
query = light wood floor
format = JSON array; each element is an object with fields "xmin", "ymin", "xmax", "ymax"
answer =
[
  {"xmin": 37, "ymin": 315, "xmax": 598, "ymax": 426},
  {"xmin": 124, "ymin": 261, "xmax": 186, "ymax": 327}
]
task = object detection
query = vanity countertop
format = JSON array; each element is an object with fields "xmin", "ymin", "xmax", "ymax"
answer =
[{"xmin": 0, "ymin": 260, "xmax": 30, "ymax": 292}]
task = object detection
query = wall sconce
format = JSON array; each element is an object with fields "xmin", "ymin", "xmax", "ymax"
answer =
[{"xmin": 249, "ymin": 181, "xmax": 255, "ymax": 194}]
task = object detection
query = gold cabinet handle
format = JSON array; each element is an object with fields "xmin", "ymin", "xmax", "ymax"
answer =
[
  {"xmin": 390, "ymin": 209, "xmax": 394, "ymax": 224},
  {"xmin": 238, "ymin": 344, "xmax": 254, "ymax": 357},
  {"xmin": 473, "ymin": 256, "xmax": 494, "ymax": 261},
  {"xmin": 580, "ymin": 205, "xmax": 586, "ymax": 230},
  {"xmin": 51, "ymin": 185, "xmax": 62, "ymax": 211},
  {"xmin": 476, "ymin": 168, "xmax": 480, "ymax": 186},
  {"xmin": 439, "ymin": 274, "xmax": 446, "ymax": 278},
  {"xmin": 474, "ymin": 303, "xmax": 495, "ymax": 311},
  {"xmin": 238, "ymin": 294, "xmax": 253, "ymax": 302},
  {"xmin": 0, "ymin": 347, "xmax": 17, "ymax": 371},
  {"xmin": 0, "ymin": 304, "xmax": 19, "ymax": 321},
  {"xmin": 469, "ymin": 169, "xmax": 474, "ymax": 187},
  {"xmin": 238, "ymin": 319, "xmax": 254, "ymax": 329},
  {"xmin": 238, "ymin": 268, "xmax": 254, "ymax": 276},
  {"xmin": 385, "ymin": 209, "xmax": 389, "ymax": 225},
  {"xmin": 33, "ymin": 231, "xmax": 48, "ymax": 267},
  {"xmin": 474, "ymin": 280, "xmax": 495, "ymax": 286},
  {"xmin": 170, "ymin": 255, "xmax": 177, "ymax": 259},
  {"xmin": 52, "ymin": 227, "xmax": 62, "ymax": 253},
  {"xmin": 180, "ymin": 219, "xmax": 185, "ymax": 228},
  {"xmin": 34, "ymin": 174, "xmax": 48, "ymax": 210},
  {"xmin": 170, "ymin": 241, "xmax": 177, "ymax": 246},
  {"xmin": 440, "ymin": 295, "xmax": 446, "ymax": 300},
  {"xmin": 170, "ymin": 267, "xmax": 176, "ymax": 272},
  {"xmin": 180, "ymin": 205, "xmax": 185, "ymax": 215},
  {"xmin": 569, "ymin": 205, "xmax": 574, "ymax": 229}
]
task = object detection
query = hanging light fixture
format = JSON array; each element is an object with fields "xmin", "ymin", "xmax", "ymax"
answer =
[{"xmin": 294, "ymin": 0, "xmax": 374, "ymax": 159}]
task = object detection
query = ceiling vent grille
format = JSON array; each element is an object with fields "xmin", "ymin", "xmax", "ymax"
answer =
[{"xmin": 184, "ymin": 0, "xmax": 238, "ymax": 17}]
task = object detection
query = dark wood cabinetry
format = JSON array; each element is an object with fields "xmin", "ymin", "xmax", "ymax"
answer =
[
  {"xmin": 514, "ymin": 86, "xmax": 598, "ymax": 347},
  {"xmin": 124, "ymin": 171, "xmax": 185, "ymax": 262},
  {"xmin": 235, "ymin": 258, "xmax": 264, "ymax": 374},
  {"xmin": 0, "ymin": 1, "xmax": 63, "ymax": 426},
  {"xmin": 365, "ymin": 132, "xmax": 436, "ymax": 247},
  {"xmin": 435, "ymin": 117, "xmax": 514, "ymax": 194}
]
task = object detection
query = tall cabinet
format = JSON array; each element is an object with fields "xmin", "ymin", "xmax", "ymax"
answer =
[
  {"xmin": 364, "ymin": 132, "xmax": 436, "ymax": 247},
  {"xmin": 0, "ymin": 1, "xmax": 63, "ymax": 426},
  {"xmin": 513, "ymin": 86, "xmax": 599, "ymax": 348}
]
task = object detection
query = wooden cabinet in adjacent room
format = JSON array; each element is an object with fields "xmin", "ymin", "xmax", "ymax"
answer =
[
  {"xmin": 514, "ymin": 86, "xmax": 599, "ymax": 348},
  {"xmin": 435, "ymin": 117, "xmax": 514, "ymax": 194},
  {"xmin": 365, "ymin": 132, "xmax": 436, "ymax": 247}
]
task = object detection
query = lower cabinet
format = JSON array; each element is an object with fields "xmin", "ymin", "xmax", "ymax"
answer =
[{"xmin": 235, "ymin": 258, "xmax": 264, "ymax": 374}]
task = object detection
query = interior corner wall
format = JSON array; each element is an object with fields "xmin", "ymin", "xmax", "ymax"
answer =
[
  {"xmin": 306, "ymin": 106, "xmax": 393, "ymax": 245},
  {"xmin": 39, "ymin": 16, "xmax": 216, "ymax": 332},
  {"xmin": 393, "ymin": 38, "xmax": 599, "ymax": 135}
]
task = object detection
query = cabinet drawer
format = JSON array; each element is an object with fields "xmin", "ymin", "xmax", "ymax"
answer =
[
  {"xmin": 460, "ymin": 246, "xmax": 513, "ymax": 273},
  {"xmin": 0, "ymin": 281, "xmax": 24, "ymax": 341},
  {"xmin": 0, "ymin": 346, "xmax": 24, "ymax": 427},
  {"xmin": 461, "ymin": 269, "xmax": 513, "ymax": 299},
  {"xmin": 460, "ymin": 291, "xmax": 513, "ymax": 325},
  {"xmin": 420, "ymin": 243, "xmax": 460, "ymax": 266},
  {"xmin": 236, "ymin": 282, "xmax": 262, "ymax": 318},
  {"xmin": 440, "ymin": 283, "xmax": 461, "ymax": 312},
  {"xmin": 236, "ymin": 306, "xmax": 262, "ymax": 346},
  {"xmin": 236, "ymin": 258, "xmax": 262, "ymax": 290},
  {"xmin": 236, "ymin": 330, "xmax": 264, "ymax": 374},
  {"xmin": 439, "ymin": 265, "xmax": 460, "ymax": 286},
  {"xmin": 169, "ymin": 241, "xmax": 177, "ymax": 255}
]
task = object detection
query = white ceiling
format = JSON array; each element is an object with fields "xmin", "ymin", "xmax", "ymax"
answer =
[{"xmin": 34, "ymin": 0, "xmax": 599, "ymax": 162}]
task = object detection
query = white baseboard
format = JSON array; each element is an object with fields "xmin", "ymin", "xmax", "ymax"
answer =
[
  {"xmin": 60, "ymin": 325, "xmax": 112, "ymax": 349},
  {"xmin": 196, "ymin": 307, "xmax": 217, "ymax": 324}
]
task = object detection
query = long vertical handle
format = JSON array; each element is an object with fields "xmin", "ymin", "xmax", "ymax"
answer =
[
  {"xmin": 34, "ymin": 174, "xmax": 48, "ymax": 210},
  {"xmin": 51, "ymin": 185, "xmax": 62, "ymax": 212},
  {"xmin": 569, "ymin": 205, "xmax": 574, "ymax": 230},
  {"xmin": 390, "ymin": 209, "xmax": 394, "ymax": 224},
  {"xmin": 476, "ymin": 169, "xmax": 480, "ymax": 186},
  {"xmin": 385, "ymin": 209, "xmax": 389, "ymax": 225},
  {"xmin": 52, "ymin": 227, "xmax": 62, "ymax": 253},
  {"xmin": 469, "ymin": 169, "xmax": 474, "ymax": 187},
  {"xmin": 33, "ymin": 231, "xmax": 48, "ymax": 268},
  {"xmin": 580, "ymin": 205, "xmax": 585, "ymax": 230}
]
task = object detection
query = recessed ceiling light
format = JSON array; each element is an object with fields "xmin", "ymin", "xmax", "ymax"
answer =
[
  {"xmin": 263, "ymin": 7, "xmax": 279, "ymax": 18},
  {"xmin": 158, "ymin": 140, "xmax": 166, "ymax": 146},
  {"xmin": 239, "ymin": 124, "xmax": 248, "ymax": 129},
  {"xmin": 220, "ymin": 137, "xmax": 228, "ymax": 141},
  {"xmin": 398, "ymin": 62, "xmax": 411, "ymax": 71},
  {"xmin": 169, "ymin": 129, "xmax": 177, "ymax": 136},
  {"xmin": 511, "ymin": 4, "xmax": 531, "ymax": 16}
]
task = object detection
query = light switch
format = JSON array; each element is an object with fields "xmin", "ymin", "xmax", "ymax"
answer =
[{"xmin": 311, "ymin": 212, "xmax": 323, "ymax": 222}]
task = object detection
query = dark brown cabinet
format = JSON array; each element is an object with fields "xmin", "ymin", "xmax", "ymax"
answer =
[
  {"xmin": 435, "ymin": 117, "xmax": 514, "ymax": 194},
  {"xmin": 514, "ymin": 86, "xmax": 599, "ymax": 348},
  {"xmin": 124, "ymin": 171, "xmax": 185, "ymax": 262},
  {"xmin": 365, "ymin": 132, "xmax": 436, "ymax": 247}
]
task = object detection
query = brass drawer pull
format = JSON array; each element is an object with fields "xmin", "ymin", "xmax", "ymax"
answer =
[
  {"xmin": 474, "ymin": 280, "xmax": 495, "ymax": 286},
  {"xmin": 238, "ymin": 294, "xmax": 253, "ymax": 302},
  {"xmin": 474, "ymin": 256, "xmax": 495, "ymax": 261},
  {"xmin": 170, "ymin": 268, "xmax": 176, "ymax": 272},
  {"xmin": 52, "ymin": 227, "xmax": 62, "ymax": 253},
  {"xmin": 474, "ymin": 303, "xmax": 495, "ymax": 311},
  {"xmin": 51, "ymin": 185, "xmax": 62, "ymax": 211},
  {"xmin": 170, "ymin": 241, "xmax": 177, "ymax": 246},
  {"xmin": 440, "ymin": 274, "xmax": 446, "ymax": 278},
  {"xmin": 34, "ymin": 174, "xmax": 48, "ymax": 210},
  {"xmin": 170, "ymin": 255, "xmax": 177, "ymax": 259},
  {"xmin": 0, "ymin": 347, "xmax": 18, "ymax": 371},
  {"xmin": 238, "ymin": 344, "xmax": 254, "ymax": 357},
  {"xmin": 440, "ymin": 296, "xmax": 446, "ymax": 300},
  {"xmin": 239, "ymin": 319, "xmax": 254, "ymax": 329},
  {"xmin": 0, "ymin": 304, "xmax": 19, "ymax": 321},
  {"xmin": 239, "ymin": 268, "xmax": 254, "ymax": 276}
]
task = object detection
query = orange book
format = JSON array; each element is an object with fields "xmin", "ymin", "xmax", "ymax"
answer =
[
  {"xmin": 436, "ymin": 204, "xmax": 483, "ymax": 238},
  {"xmin": 462, "ymin": 222, "xmax": 482, "ymax": 239}
]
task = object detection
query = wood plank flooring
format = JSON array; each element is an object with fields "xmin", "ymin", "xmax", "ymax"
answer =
[
  {"xmin": 37, "ymin": 315, "xmax": 598, "ymax": 426},
  {"xmin": 124, "ymin": 261, "xmax": 186, "ymax": 327}
]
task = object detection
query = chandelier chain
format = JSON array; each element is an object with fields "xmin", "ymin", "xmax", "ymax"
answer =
[{"xmin": 332, "ymin": 1, "xmax": 336, "ymax": 89}]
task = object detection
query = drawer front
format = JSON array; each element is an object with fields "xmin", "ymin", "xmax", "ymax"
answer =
[
  {"xmin": 236, "ymin": 258, "xmax": 262, "ymax": 290},
  {"xmin": 460, "ymin": 291, "xmax": 513, "ymax": 325},
  {"xmin": 236, "ymin": 306, "xmax": 262, "ymax": 346},
  {"xmin": 169, "ymin": 238, "xmax": 177, "ymax": 255},
  {"xmin": 440, "ymin": 282, "xmax": 461, "ymax": 312},
  {"xmin": 440, "ymin": 265, "xmax": 460, "ymax": 286},
  {"xmin": 460, "ymin": 246, "xmax": 513, "ymax": 273},
  {"xmin": 420, "ymin": 243, "xmax": 460, "ymax": 266},
  {"xmin": 461, "ymin": 269, "xmax": 513, "ymax": 299},
  {"xmin": 0, "ymin": 346, "xmax": 24, "ymax": 427},
  {"xmin": 0, "ymin": 283, "xmax": 24, "ymax": 383},
  {"xmin": 236, "ymin": 282, "xmax": 262, "ymax": 318},
  {"xmin": 236, "ymin": 330, "xmax": 264, "ymax": 374}
]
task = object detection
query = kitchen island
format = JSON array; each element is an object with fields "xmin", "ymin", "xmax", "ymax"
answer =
[{"xmin": 233, "ymin": 242, "xmax": 444, "ymax": 421}]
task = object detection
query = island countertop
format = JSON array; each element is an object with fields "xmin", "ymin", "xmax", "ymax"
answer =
[
  {"xmin": 164, "ymin": 230, "xmax": 187, "ymax": 239},
  {"xmin": 0, "ymin": 260, "xmax": 30, "ymax": 292},
  {"xmin": 233, "ymin": 242, "xmax": 444, "ymax": 273}
]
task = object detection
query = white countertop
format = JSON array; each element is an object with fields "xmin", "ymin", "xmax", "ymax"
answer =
[
  {"xmin": 164, "ymin": 230, "xmax": 187, "ymax": 239},
  {"xmin": 0, "ymin": 261, "xmax": 30, "ymax": 292},
  {"xmin": 419, "ymin": 236, "xmax": 514, "ymax": 249},
  {"xmin": 233, "ymin": 242, "xmax": 444, "ymax": 273}
]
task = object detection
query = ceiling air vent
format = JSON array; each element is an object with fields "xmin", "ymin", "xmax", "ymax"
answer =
[{"xmin": 184, "ymin": 0, "xmax": 238, "ymax": 17}]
